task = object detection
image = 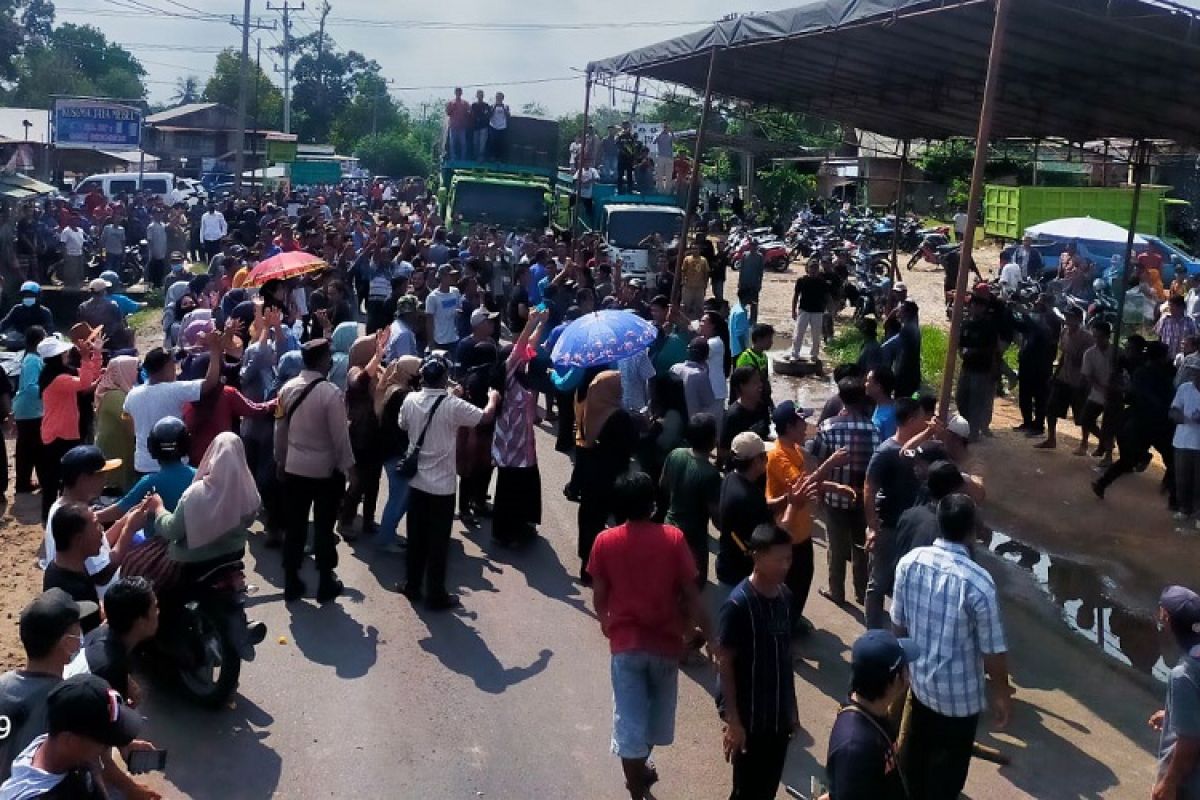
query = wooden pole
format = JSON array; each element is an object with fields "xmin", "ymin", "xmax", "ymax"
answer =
[
  {"xmin": 889, "ymin": 138, "xmax": 910, "ymax": 283},
  {"xmin": 669, "ymin": 48, "xmax": 719, "ymax": 310},
  {"xmin": 571, "ymin": 69, "xmax": 594, "ymax": 263},
  {"xmin": 938, "ymin": 0, "xmax": 1013, "ymax": 416}
]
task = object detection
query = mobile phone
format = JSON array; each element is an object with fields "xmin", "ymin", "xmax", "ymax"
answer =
[{"xmin": 126, "ymin": 748, "xmax": 168, "ymax": 774}]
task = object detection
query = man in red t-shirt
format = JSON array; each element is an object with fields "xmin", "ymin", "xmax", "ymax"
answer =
[
  {"xmin": 587, "ymin": 472, "xmax": 714, "ymax": 800},
  {"xmin": 445, "ymin": 87, "xmax": 472, "ymax": 162}
]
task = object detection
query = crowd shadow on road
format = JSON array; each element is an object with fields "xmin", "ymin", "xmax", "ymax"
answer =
[
  {"xmin": 138, "ymin": 691, "xmax": 282, "ymax": 798},
  {"xmin": 479, "ymin": 530, "xmax": 595, "ymax": 618},
  {"xmin": 285, "ymin": 593, "xmax": 380, "ymax": 679}
]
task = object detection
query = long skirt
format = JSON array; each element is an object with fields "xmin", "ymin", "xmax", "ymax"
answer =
[{"xmin": 492, "ymin": 465, "xmax": 542, "ymax": 544}]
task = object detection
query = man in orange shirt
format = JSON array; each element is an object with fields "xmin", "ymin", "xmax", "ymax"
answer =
[{"xmin": 764, "ymin": 401, "xmax": 851, "ymax": 636}]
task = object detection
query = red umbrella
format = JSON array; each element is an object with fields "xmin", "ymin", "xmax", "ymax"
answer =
[{"xmin": 243, "ymin": 251, "xmax": 328, "ymax": 288}]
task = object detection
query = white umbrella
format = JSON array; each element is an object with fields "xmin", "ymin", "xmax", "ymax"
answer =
[{"xmin": 1025, "ymin": 216, "xmax": 1147, "ymax": 245}]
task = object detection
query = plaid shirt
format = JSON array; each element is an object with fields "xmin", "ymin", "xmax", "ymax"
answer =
[
  {"xmin": 811, "ymin": 412, "xmax": 881, "ymax": 509},
  {"xmin": 891, "ymin": 540, "xmax": 1007, "ymax": 718},
  {"xmin": 1156, "ymin": 313, "xmax": 1198, "ymax": 360}
]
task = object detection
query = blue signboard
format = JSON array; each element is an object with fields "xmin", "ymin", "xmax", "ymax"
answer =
[{"xmin": 53, "ymin": 99, "xmax": 142, "ymax": 150}]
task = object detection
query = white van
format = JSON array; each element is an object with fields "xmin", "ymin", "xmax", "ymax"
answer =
[{"xmin": 73, "ymin": 172, "xmax": 176, "ymax": 205}]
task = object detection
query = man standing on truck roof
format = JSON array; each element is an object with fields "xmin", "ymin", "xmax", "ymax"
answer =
[
  {"xmin": 488, "ymin": 92, "xmax": 511, "ymax": 162},
  {"xmin": 654, "ymin": 123, "xmax": 675, "ymax": 193},
  {"xmin": 600, "ymin": 126, "xmax": 620, "ymax": 183},
  {"xmin": 470, "ymin": 90, "xmax": 491, "ymax": 161},
  {"xmin": 617, "ymin": 121, "xmax": 640, "ymax": 196},
  {"xmin": 446, "ymin": 88, "xmax": 471, "ymax": 162}
]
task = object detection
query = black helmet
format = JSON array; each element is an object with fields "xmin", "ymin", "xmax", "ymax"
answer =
[{"xmin": 148, "ymin": 416, "xmax": 190, "ymax": 463}]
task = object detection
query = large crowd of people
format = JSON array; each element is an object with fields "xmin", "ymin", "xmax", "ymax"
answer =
[{"xmin": 0, "ymin": 173, "xmax": 1194, "ymax": 800}]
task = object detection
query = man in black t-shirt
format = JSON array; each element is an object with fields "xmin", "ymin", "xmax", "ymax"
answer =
[
  {"xmin": 825, "ymin": 630, "xmax": 917, "ymax": 800},
  {"xmin": 719, "ymin": 366, "xmax": 770, "ymax": 469},
  {"xmin": 955, "ymin": 294, "xmax": 1000, "ymax": 440},
  {"xmin": 791, "ymin": 261, "xmax": 831, "ymax": 362},
  {"xmin": 893, "ymin": 461, "xmax": 966, "ymax": 564},
  {"xmin": 716, "ymin": 433, "xmax": 773, "ymax": 586},
  {"xmin": 716, "ymin": 524, "xmax": 799, "ymax": 800},
  {"xmin": 42, "ymin": 503, "xmax": 105, "ymax": 634},
  {"xmin": 67, "ymin": 578, "xmax": 158, "ymax": 703}
]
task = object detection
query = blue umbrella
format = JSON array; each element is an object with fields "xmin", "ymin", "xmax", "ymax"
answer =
[{"xmin": 549, "ymin": 309, "xmax": 657, "ymax": 368}]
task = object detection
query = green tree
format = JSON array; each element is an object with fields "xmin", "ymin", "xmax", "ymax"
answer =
[
  {"xmin": 520, "ymin": 101, "xmax": 547, "ymax": 117},
  {"xmin": 10, "ymin": 23, "xmax": 146, "ymax": 106},
  {"xmin": 355, "ymin": 129, "xmax": 432, "ymax": 178},
  {"xmin": 202, "ymin": 48, "xmax": 283, "ymax": 130},
  {"xmin": 329, "ymin": 73, "xmax": 401, "ymax": 154},
  {"xmin": 290, "ymin": 31, "xmax": 382, "ymax": 143},
  {"xmin": 556, "ymin": 106, "xmax": 625, "ymax": 163},
  {"xmin": 172, "ymin": 75, "xmax": 201, "ymax": 105}
]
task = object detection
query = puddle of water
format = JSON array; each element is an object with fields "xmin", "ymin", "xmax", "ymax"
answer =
[{"xmin": 987, "ymin": 531, "xmax": 1171, "ymax": 683}]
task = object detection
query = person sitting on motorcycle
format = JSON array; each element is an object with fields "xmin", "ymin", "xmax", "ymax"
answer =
[
  {"xmin": 0, "ymin": 281, "xmax": 54, "ymax": 337},
  {"xmin": 121, "ymin": 432, "xmax": 261, "ymax": 597},
  {"xmin": 1058, "ymin": 241, "xmax": 1094, "ymax": 296},
  {"xmin": 98, "ymin": 271, "xmax": 148, "ymax": 318},
  {"xmin": 114, "ymin": 417, "xmax": 197, "ymax": 516}
]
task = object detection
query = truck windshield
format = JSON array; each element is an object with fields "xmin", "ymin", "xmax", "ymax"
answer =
[
  {"xmin": 454, "ymin": 182, "xmax": 546, "ymax": 228},
  {"xmin": 606, "ymin": 210, "xmax": 684, "ymax": 249}
]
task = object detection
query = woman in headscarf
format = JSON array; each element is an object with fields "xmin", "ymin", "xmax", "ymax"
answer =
[
  {"xmin": 573, "ymin": 369, "xmax": 636, "ymax": 582},
  {"xmin": 327, "ymin": 321, "xmax": 360, "ymax": 390},
  {"xmin": 490, "ymin": 308, "xmax": 548, "ymax": 546},
  {"xmin": 373, "ymin": 354, "xmax": 421, "ymax": 551},
  {"xmin": 338, "ymin": 330, "xmax": 388, "ymax": 540},
  {"xmin": 93, "ymin": 355, "xmax": 138, "ymax": 492},
  {"xmin": 122, "ymin": 433, "xmax": 262, "ymax": 602}
]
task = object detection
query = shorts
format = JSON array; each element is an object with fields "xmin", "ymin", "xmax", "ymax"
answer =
[
  {"xmin": 1078, "ymin": 398, "xmax": 1105, "ymax": 432},
  {"xmin": 1046, "ymin": 380, "xmax": 1084, "ymax": 421},
  {"xmin": 610, "ymin": 651, "xmax": 679, "ymax": 759}
]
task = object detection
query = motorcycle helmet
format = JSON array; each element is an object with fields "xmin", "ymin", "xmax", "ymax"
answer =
[
  {"xmin": 1092, "ymin": 278, "xmax": 1108, "ymax": 295},
  {"xmin": 99, "ymin": 270, "xmax": 122, "ymax": 290},
  {"xmin": 148, "ymin": 416, "xmax": 190, "ymax": 463}
]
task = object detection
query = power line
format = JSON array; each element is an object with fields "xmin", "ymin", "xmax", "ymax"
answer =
[{"xmin": 387, "ymin": 75, "xmax": 578, "ymax": 92}]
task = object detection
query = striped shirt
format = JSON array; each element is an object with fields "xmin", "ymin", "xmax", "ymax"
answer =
[
  {"xmin": 891, "ymin": 539, "xmax": 1007, "ymax": 718},
  {"xmin": 717, "ymin": 579, "xmax": 796, "ymax": 734},
  {"xmin": 810, "ymin": 412, "xmax": 881, "ymax": 509}
]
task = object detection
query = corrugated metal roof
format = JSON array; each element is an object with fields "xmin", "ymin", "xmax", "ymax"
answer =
[{"xmin": 144, "ymin": 103, "xmax": 220, "ymax": 124}]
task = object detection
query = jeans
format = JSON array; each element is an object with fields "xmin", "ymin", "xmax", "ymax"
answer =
[
  {"xmin": 955, "ymin": 369, "xmax": 995, "ymax": 437},
  {"xmin": 792, "ymin": 310, "xmax": 823, "ymax": 359},
  {"xmin": 487, "ymin": 127, "xmax": 508, "ymax": 161},
  {"xmin": 283, "ymin": 472, "xmax": 345, "ymax": 575},
  {"xmin": 729, "ymin": 730, "xmax": 791, "ymax": 800},
  {"xmin": 610, "ymin": 651, "xmax": 679, "ymax": 759},
  {"xmin": 340, "ymin": 454, "xmax": 381, "ymax": 529},
  {"xmin": 377, "ymin": 457, "xmax": 410, "ymax": 544},
  {"xmin": 1095, "ymin": 422, "xmax": 1175, "ymax": 506},
  {"xmin": 448, "ymin": 128, "xmax": 469, "ymax": 160},
  {"xmin": 824, "ymin": 505, "xmax": 867, "ymax": 603},
  {"xmin": 785, "ymin": 539, "xmax": 814, "ymax": 622},
  {"xmin": 15, "ymin": 418, "xmax": 41, "ymax": 491},
  {"xmin": 711, "ymin": 278, "xmax": 725, "ymax": 302},
  {"xmin": 405, "ymin": 488, "xmax": 455, "ymax": 597},
  {"xmin": 1018, "ymin": 357, "xmax": 1051, "ymax": 429},
  {"xmin": 601, "ymin": 154, "xmax": 618, "ymax": 181},
  {"xmin": 903, "ymin": 696, "xmax": 980, "ymax": 800},
  {"xmin": 473, "ymin": 128, "xmax": 488, "ymax": 160},
  {"xmin": 617, "ymin": 160, "xmax": 635, "ymax": 194},
  {"xmin": 104, "ymin": 252, "xmax": 122, "ymax": 272}
]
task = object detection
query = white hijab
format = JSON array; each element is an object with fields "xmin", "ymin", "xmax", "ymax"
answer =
[{"xmin": 180, "ymin": 433, "xmax": 261, "ymax": 549}]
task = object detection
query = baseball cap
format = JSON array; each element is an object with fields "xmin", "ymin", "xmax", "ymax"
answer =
[
  {"xmin": 851, "ymin": 629, "xmax": 920, "ymax": 688},
  {"xmin": 19, "ymin": 281, "xmax": 40, "ymax": 295},
  {"xmin": 771, "ymin": 400, "xmax": 811, "ymax": 431},
  {"xmin": 60, "ymin": 445, "xmax": 122, "ymax": 486},
  {"xmin": 20, "ymin": 588, "xmax": 98, "ymax": 655},
  {"xmin": 730, "ymin": 431, "xmax": 766, "ymax": 460},
  {"xmin": 945, "ymin": 414, "xmax": 971, "ymax": 441},
  {"xmin": 36, "ymin": 335, "xmax": 75, "ymax": 360},
  {"xmin": 470, "ymin": 307, "xmax": 499, "ymax": 328},
  {"xmin": 88, "ymin": 278, "xmax": 111, "ymax": 293},
  {"xmin": 46, "ymin": 674, "xmax": 142, "ymax": 747},
  {"xmin": 1160, "ymin": 585, "xmax": 1200, "ymax": 649}
]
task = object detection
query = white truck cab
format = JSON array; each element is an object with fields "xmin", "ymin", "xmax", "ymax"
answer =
[{"xmin": 600, "ymin": 203, "xmax": 686, "ymax": 278}]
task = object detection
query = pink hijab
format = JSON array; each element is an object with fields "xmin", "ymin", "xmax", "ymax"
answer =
[
  {"xmin": 94, "ymin": 356, "xmax": 138, "ymax": 410},
  {"xmin": 179, "ymin": 432, "xmax": 261, "ymax": 549}
]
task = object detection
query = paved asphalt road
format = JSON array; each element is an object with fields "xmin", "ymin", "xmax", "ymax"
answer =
[{"xmin": 138, "ymin": 423, "xmax": 1165, "ymax": 800}]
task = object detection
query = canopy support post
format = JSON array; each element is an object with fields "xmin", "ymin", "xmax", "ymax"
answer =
[
  {"xmin": 938, "ymin": 0, "xmax": 1013, "ymax": 417},
  {"xmin": 1107, "ymin": 139, "xmax": 1147, "ymax": 376},
  {"xmin": 571, "ymin": 69, "xmax": 594, "ymax": 262},
  {"xmin": 669, "ymin": 48, "xmax": 718, "ymax": 310},
  {"xmin": 889, "ymin": 138, "xmax": 910, "ymax": 283}
]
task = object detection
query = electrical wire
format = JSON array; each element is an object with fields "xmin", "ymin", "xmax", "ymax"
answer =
[{"xmin": 387, "ymin": 76, "xmax": 579, "ymax": 92}]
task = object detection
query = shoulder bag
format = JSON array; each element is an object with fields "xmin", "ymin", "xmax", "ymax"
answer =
[{"xmin": 397, "ymin": 394, "xmax": 447, "ymax": 479}]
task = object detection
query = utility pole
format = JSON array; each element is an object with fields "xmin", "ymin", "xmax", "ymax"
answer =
[
  {"xmin": 267, "ymin": 0, "xmax": 303, "ymax": 135},
  {"xmin": 315, "ymin": 1, "xmax": 331, "ymax": 97},
  {"xmin": 230, "ymin": 3, "xmax": 275, "ymax": 192}
]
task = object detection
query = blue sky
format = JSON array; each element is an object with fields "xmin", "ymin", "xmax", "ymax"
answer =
[{"xmin": 56, "ymin": 0, "xmax": 768, "ymax": 114}]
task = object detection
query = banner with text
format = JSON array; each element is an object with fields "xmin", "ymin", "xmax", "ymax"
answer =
[{"xmin": 53, "ymin": 99, "xmax": 142, "ymax": 150}]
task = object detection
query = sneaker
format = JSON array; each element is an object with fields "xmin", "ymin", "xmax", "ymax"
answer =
[
  {"xmin": 284, "ymin": 574, "xmax": 307, "ymax": 603},
  {"xmin": 316, "ymin": 572, "xmax": 344, "ymax": 604},
  {"xmin": 425, "ymin": 593, "xmax": 461, "ymax": 612},
  {"xmin": 375, "ymin": 538, "xmax": 406, "ymax": 554},
  {"xmin": 1011, "ymin": 423, "xmax": 1032, "ymax": 433},
  {"xmin": 392, "ymin": 582, "xmax": 423, "ymax": 603},
  {"xmin": 1091, "ymin": 480, "xmax": 1106, "ymax": 500}
]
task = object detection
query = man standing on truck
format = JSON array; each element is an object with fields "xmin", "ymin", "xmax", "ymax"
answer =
[
  {"xmin": 654, "ymin": 123, "xmax": 675, "ymax": 193},
  {"xmin": 600, "ymin": 126, "xmax": 620, "ymax": 182},
  {"xmin": 617, "ymin": 121, "xmax": 640, "ymax": 195},
  {"xmin": 446, "ymin": 88, "xmax": 471, "ymax": 161},
  {"xmin": 488, "ymin": 92, "xmax": 511, "ymax": 162},
  {"xmin": 471, "ymin": 90, "xmax": 491, "ymax": 160}
]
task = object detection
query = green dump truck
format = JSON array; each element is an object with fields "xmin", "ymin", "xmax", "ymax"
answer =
[{"xmin": 983, "ymin": 184, "xmax": 1183, "ymax": 239}]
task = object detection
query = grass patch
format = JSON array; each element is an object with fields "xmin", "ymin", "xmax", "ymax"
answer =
[{"xmin": 128, "ymin": 307, "xmax": 159, "ymax": 334}]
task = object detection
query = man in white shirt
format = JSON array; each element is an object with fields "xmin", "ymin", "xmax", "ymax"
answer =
[
  {"xmin": 144, "ymin": 209, "xmax": 168, "ymax": 287},
  {"xmin": 425, "ymin": 264, "xmax": 463, "ymax": 350},
  {"xmin": 488, "ymin": 92, "xmax": 511, "ymax": 161},
  {"xmin": 953, "ymin": 209, "xmax": 969, "ymax": 243},
  {"xmin": 198, "ymin": 202, "xmax": 227, "ymax": 263},
  {"xmin": 58, "ymin": 218, "xmax": 86, "ymax": 289},
  {"xmin": 998, "ymin": 258, "xmax": 1023, "ymax": 298},
  {"xmin": 1171, "ymin": 367, "xmax": 1200, "ymax": 521},
  {"xmin": 123, "ymin": 339, "xmax": 223, "ymax": 474},
  {"xmin": 394, "ymin": 356, "xmax": 500, "ymax": 609},
  {"xmin": 653, "ymin": 123, "xmax": 675, "ymax": 191}
]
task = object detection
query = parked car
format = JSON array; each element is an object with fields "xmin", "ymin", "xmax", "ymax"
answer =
[{"xmin": 999, "ymin": 235, "xmax": 1200, "ymax": 280}]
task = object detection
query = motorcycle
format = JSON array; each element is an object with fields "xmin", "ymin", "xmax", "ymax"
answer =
[
  {"xmin": 905, "ymin": 232, "xmax": 953, "ymax": 270},
  {"xmin": 147, "ymin": 557, "xmax": 263, "ymax": 709},
  {"xmin": 88, "ymin": 240, "xmax": 146, "ymax": 288}
]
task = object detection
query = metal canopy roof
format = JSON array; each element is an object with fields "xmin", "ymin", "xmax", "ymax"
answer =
[{"xmin": 587, "ymin": 0, "xmax": 1200, "ymax": 144}]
